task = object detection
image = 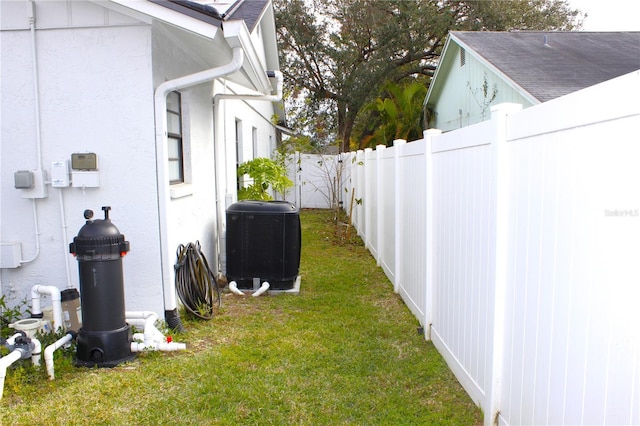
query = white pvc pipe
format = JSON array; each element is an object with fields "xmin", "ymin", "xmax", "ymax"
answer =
[
  {"xmin": 5, "ymin": 333, "xmax": 24, "ymax": 345},
  {"xmin": 126, "ymin": 311, "xmax": 164, "ymax": 344},
  {"xmin": 31, "ymin": 338, "xmax": 41, "ymax": 367},
  {"xmin": 126, "ymin": 311, "xmax": 186, "ymax": 352},
  {"xmin": 0, "ymin": 350, "xmax": 23, "ymax": 400},
  {"xmin": 58, "ymin": 189, "xmax": 74, "ymax": 289},
  {"xmin": 131, "ymin": 341, "xmax": 187, "ymax": 352},
  {"xmin": 252, "ymin": 281, "xmax": 270, "ymax": 297},
  {"xmin": 44, "ymin": 333, "xmax": 73, "ymax": 380},
  {"xmin": 30, "ymin": 285, "xmax": 63, "ymax": 332},
  {"xmin": 228, "ymin": 281, "xmax": 245, "ymax": 296},
  {"xmin": 154, "ymin": 47, "xmax": 244, "ymax": 317},
  {"xmin": 20, "ymin": 0, "xmax": 42, "ymax": 266},
  {"xmin": 0, "ymin": 336, "xmax": 41, "ymax": 398}
]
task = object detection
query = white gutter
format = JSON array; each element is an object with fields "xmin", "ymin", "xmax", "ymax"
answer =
[
  {"xmin": 213, "ymin": 70, "xmax": 283, "ymax": 104},
  {"xmin": 154, "ymin": 47, "xmax": 244, "ymax": 324}
]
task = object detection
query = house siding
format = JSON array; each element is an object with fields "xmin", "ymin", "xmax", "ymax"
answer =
[{"xmin": 429, "ymin": 44, "xmax": 535, "ymax": 132}]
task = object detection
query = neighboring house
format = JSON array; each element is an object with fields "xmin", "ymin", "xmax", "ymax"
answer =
[
  {"xmin": 0, "ymin": 0, "xmax": 283, "ymax": 326},
  {"xmin": 424, "ymin": 31, "xmax": 640, "ymax": 131}
]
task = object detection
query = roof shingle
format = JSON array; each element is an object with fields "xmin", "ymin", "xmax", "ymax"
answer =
[{"xmin": 452, "ymin": 31, "xmax": 640, "ymax": 102}]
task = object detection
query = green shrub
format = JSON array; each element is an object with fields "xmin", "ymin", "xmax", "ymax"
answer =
[{"xmin": 237, "ymin": 157, "xmax": 293, "ymax": 201}]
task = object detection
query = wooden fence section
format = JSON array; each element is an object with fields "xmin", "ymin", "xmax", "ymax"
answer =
[{"xmin": 288, "ymin": 71, "xmax": 640, "ymax": 425}]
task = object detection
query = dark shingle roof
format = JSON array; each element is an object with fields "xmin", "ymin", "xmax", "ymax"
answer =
[
  {"xmin": 226, "ymin": 0, "xmax": 269, "ymax": 32},
  {"xmin": 452, "ymin": 31, "xmax": 640, "ymax": 102},
  {"xmin": 151, "ymin": 1, "xmax": 270, "ymax": 32}
]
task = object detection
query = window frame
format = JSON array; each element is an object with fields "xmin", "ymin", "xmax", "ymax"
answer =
[{"xmin": 167, "ymin": 91, "xmax": 184, "ymax": 185}]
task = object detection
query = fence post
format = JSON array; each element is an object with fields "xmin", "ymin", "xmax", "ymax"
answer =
[
  {"xmin": 294, "ymin": 151, "xmax": 301, "ymax": 208},
  {"xmin": 487, "ymin": 103, "xmax": 522, "ymax": 426},
  {"xmin": 424, "ymin": 129, "xmax": 441, "ymax": 340},
  {"xmin": 363, "ymin": 148, "xmax": 373, "ymax": 248},
  {"xmin": 375, "ymin": 145, "xmax": 386, "ymax": 266},
  {"xmin": 393, "ymin": 139, "xmax": 406, "ymax": 293},
  {"xmin": 356, "ymin": 149, "xmax": 365, "ymax": 237}
]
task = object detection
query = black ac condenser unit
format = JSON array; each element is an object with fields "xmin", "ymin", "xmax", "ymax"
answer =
[{"xmin": 226, "ymin": 201, "xmax": 301, "ymax": 291}]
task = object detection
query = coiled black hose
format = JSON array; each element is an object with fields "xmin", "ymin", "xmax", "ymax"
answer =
[{"xmin": 174, "ymin": 241, "xmax": 221, "ymax": 320}]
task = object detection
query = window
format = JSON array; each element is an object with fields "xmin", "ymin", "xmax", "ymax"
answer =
[{"xmin": 167, "ymin": 91, "xmax": 184, "ymax": 184}]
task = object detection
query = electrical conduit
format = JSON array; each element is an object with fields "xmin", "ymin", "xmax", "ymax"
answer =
[{"xmin": 20, "ymin": 0, "xmax": 43, "ymax": 266}]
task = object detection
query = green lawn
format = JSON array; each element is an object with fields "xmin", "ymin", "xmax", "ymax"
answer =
[{"xmin": 0, "ymin": 209, "xmax": 482, "ymax": 425}]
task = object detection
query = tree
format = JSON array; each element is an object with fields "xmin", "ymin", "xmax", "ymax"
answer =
[
  {"xmin": 355, "ymin": 81, "xmax": 427, "ymax": 149},
  {"xmin": 274, "ymin": 0, "xmax": 583, "ymax": 151}
]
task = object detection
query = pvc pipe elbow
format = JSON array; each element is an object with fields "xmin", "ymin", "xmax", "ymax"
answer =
[
  {"xmin": 228, "ymin": 281, "xmax": 245, "ymax": 296},
  {"xmin": 31, "ymin": 285, "xmax": 64, "ymax": 331},
  {"xmin": 0, "ymin": 350, "xmax": 24, "ymax": 400},
  {"xmin": 44, "ymin": 333, "xmax": 73, "ymax": 380},
  {"xmin": 252, "ymin": 281, "xmax": 270, "ymax": 297}
]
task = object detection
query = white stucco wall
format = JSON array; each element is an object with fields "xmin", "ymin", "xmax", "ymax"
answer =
[
  {"xmin": 1, "ymin": 0, "xmax": 282, "ymax": 317},
  {"xmin": 215, "ymin": 79, "xmax": 279, "ymax": 184},
  {"xmin": 1, "ymin": 21, "xmax": 164, "ymax": 313},
  {"xmin": 151, "ymin": 27, "xmax": 221, "ymax": 286}
]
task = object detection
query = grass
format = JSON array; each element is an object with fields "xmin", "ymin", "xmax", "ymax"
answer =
[{"xmin": 0, "ymin": 209, "xmax": 482, "ymax": 425}]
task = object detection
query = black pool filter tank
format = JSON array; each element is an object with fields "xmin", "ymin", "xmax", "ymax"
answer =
[
  {"xmin": 226, "ymin": 200, "xmax": 301, "ymax": 291},
  {"xmin": 69, "ymin": 206, "xmax": 134, "ymax": 367}
]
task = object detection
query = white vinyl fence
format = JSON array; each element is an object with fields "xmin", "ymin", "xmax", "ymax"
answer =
[{"xmin": 293, "ymin": 70, "xmax": 640, "ymax": 425}]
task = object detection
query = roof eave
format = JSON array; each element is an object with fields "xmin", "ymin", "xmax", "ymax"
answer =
[
  {"xmin": 95, "ymin": 0, "xmax": 221, "ymax": 39},
  {"xmin": 224, "ymin": 19, "xmax": 272, "ymax": 94},
  {"xmin": 449, "ymin": 32, "xmax": 541, "ymax": 105},
  {"xmin": 425, "ymin": 31, "xmax": 541, "ymax": 110}
]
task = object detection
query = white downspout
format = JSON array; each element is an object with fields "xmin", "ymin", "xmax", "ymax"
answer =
[
  {"xmin": 154, "ymin": 47, "xmax": 244, "ymax": 325},
  {"xmin": 30, "ymin": 285, "xmax": 63, "ymax": 332},
  {"xmin": 212, "ymin": 70, "xmax": 283, "ymax": 280}
]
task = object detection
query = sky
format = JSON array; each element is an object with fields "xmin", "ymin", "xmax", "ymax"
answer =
[{"xmin": 570, "ymin": 0, "xmax": 640, "ymax": 31}]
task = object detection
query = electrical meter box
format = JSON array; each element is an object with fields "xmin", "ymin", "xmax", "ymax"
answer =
[
  {"xmin": 71, "ymin": 153, "xmax": 98, "ymax": 170},
  {"xmin": 71, "ymin": 153, "xmax": 99, "ymax": 188}
]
